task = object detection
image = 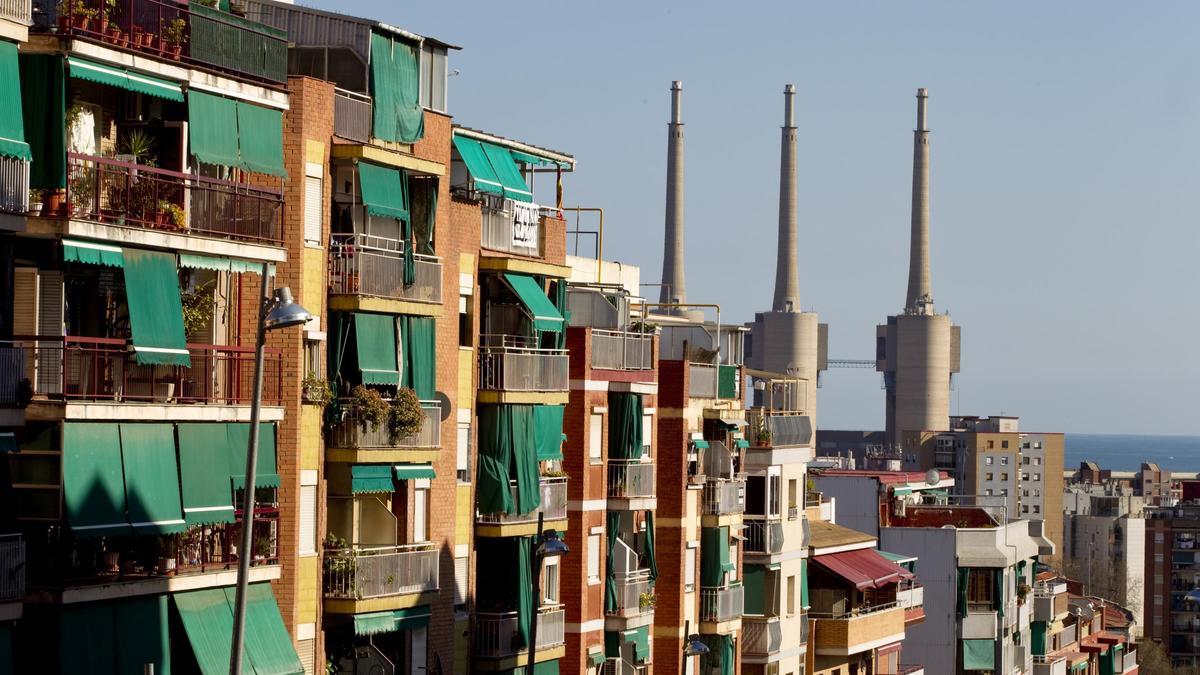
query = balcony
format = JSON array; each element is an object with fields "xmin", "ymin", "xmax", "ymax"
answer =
[
  {"xmin": 333, "ymin": 89, "xmax": 373, "ymax": 143},
  {"xmin": 36, "ymin": 0, "xmax": 287, "ymax": 84},
  {"xmin": 607, "ymin": 569, "xmax": 655, "ymax": 619},
  {"xmin": 699, "ymin": 583, "xmax": 744, "ymax": 623},
  {"xmin": 962, "ymin": 609, "xmax": 999, "ymax": 640},
  {"xmin": 474, "ymin": 606, "xmax": 565, "ymax": 658},
  {"xmin": 1033, "ymin": 655, "xmax": 1068, "ymax": 675},
  {"xmin": 811, "ymin": 604, "xmax": 906, "ymax": 656},
  {"xmin": 322, "ymin": 544, "xmax": 439, "ymax": 604},
  {"xmin": 481, "ymin": 203, "xmax": 543, "ymax": 257},
  {"xmin": 479, "ymin": 338, "xmax": 569, "ymax": 394},
  {"xmin": 6, "ymin": 336, "xmax": 281, "ymax": 408},
  {"xmin": 1035, "ymin": 581, "xmax": 1069, "ymax": 621},
  {"xmin": 602, "ymin": 659, "xmax": 649, "ymax": 675},
  {"xmin": 746, "ymin": 409, "xmax": 814, "ymax": 448},
  {"xmin": 897, "ymin": 666, "xmax": 925, "ymax": 675},
  {"xmin": 327, "ymin": 400, "xmax": 441, "ymax": 453},
  {"xmin": 897, "ymin": 582, "xmax": 924, "ymax": 609},
  {"xmin": 0, "ymin": 154, "xmax": 29, "ymax": 215},
  {"xmin": 329, "ymin": 234, "xmax": 443, "ymax": 305},
  {"xmin": 702, "ymin": 477, "xmax": 745, "ymax": 517},
  {"xmin": 744, "ymin": 517, "xmax": 785, "ymax": 556},
  {"xmin": 0, "ymin": 0, "xmax": 29, "ymax": 25},
  {"xmin": 607, "ymin": 460, "xmax": 655, "ymax": 500},
  {"xmin": 590, "ymin": 330, "xmax": 654, "ymax": 371},
  {"xmin": 688, "ymin": 362, "xmax": 739, "ymax": 400},
  {"xmin": 61, "ymin": 154, "xmax": 283, "ymax": 245},
  {"xmin": 0, "ymin": 534, "xmax": 24, "ymax": 603},
  {"xmin": 476, "ymin": 477, "xmax": 569, "ymax": 530},
  {"xmin": 1120, "ymin": 648, "xmax": 1136, "ymax": 673},
  {"xmin": 742, "ymin": 616, "xmax": 783, "ymax": 657}
]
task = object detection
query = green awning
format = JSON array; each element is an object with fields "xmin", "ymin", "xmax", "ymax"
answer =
[
  {"xmin": 60, "ymin": 602, "xmax": 116, "ymax": 675},
  {"xmin": 63, "ymin": 423, "xmax": 130, "ymax": 537},
  {"xmin": 179, "ymin": 253, "xmax": 274, "ymax": 276},
  {"xmin": 717, "ymin": 364, "xmax": 738, "ymax": 399},
  {"xmin": 226, "ymin": 423, "xmax": 280, "ymax": 490},
  {"xmin": 800, "ymin": 558, "xmax": 809, "ymax": 608},
  {"xmin": 352, "ymin": 464, "xmax": 395, "ymax": 493},
  {"xmin": 735, "ymin": 439, "xmax": 749, "ymax": 449},
  {"xmin": 533, "ymin": 405, "xmax": 565, "ymax": 461},
  {"xmin": 480, "ymin": 142, "xmax": 533, "ymax": 202},
  {"xmin": 743, "ymin": 564, "xmax": 765, "ymax": 615},
  {"xmin": 476, "ymin": 404, "xmax": 540, "ymax": 516},
  {"xmin": 177, "ymin": 423, "xmax": 237, "ymax": 525},
  {"xmin": 63, "ymin": 239, "xmax": 124, "ymax": 267},
  {"xmin": 608, "ymin": 392, "xmax": 643, "ymax": 461},
  {"xmin": 692, "ymin": 439, "xmax": 709, "ymax": 449},
  {"xmin": 189, "ymin": 91, "xmax": 241, "ymax": 169},
  {"xmin": 240, "ymin": 585, "xmax": 305, "ymax": 675},
  {"xmin": 68, "ymin": 56, "xmax": 183, "ymax": 101},
  {"xmin": 120, "ymin": 424, "xmax": 186, "ymax": 534},
  {"xmin": 357, "ymin": 161, "xmax": 410, "ymax": 221},
  {"xmin": 353, "ymin": 611, "xmax": 396, "ymax": 636},
  {"xmin": 60, "ymin": 595, "xmax": 170, "ymax": 675},
  {"xmin": 115, "ymin": 596, "xmax": 171, "ymax": 675},
  {"xmin": 174, "ymin": 587, "xmax": 235, "ymax": 675},
  {"xmin": 878, "ymin": 550, "xmax": 916, "ymax": 564},
  {"xmin": 452, "ymin": 135, "xmax": 503, "ymax": 196},
  {"xmin": 122, "ymin": 248, "xmax": 191, "ymax": 366},
  {"xmin": 587, "ymin": 651, "xmax": 605, "ymax": 667},
  {"xmin": 369, "ymin": 32, "xmax": 424, "ymax": 144},
  {"xmin": 510, "ymin": 149, "xmax": 569, "ymax": 168},
  {"xmin": 1031, "ymin": 621, "xmax": 1047, "ymax": 656},
  {"xmin": 0, "ymin": 622, "xmax": 10, "ymax": 675},
  {"xmin": 399, "ymin": 315, "xmax": 436, "ymax": 400},
  {"xmin": 604, "ymin": 631, "xmax": 621, "ymax": 658},
  {"xmin": 0, "ymin": 433, "xmax": 16, "ymax": 453},
  {"xmin": 236, "ymin": 101, "xmax": 286, "ymax": 176},
  {"xmin": 963, "ymin": 639, "xmax": 996, "ymax": 670},
  {"xmin": 503, "ymin": 273, "xmax": 563, "ymax": 333},
  {"xmin": 393, "ymin": 464, "xmax": 436, "ymax": 481},
  {"xmin": 1071, "ymin": 662, "xmax": 1089, "ymax": 672},
  {"xmin": 0, "ymin": 42, "xmax": 30, "ymax": 161},
  {"xmin": 700, "ymin": 526, "xmax": 730, "ymax": 587},
  {"xmin": 175, "ymin": 584, "xmax": 303, "ymax": 675},
  {"xmin": 626, "ymin": 626, "xmax": 650, "ymax": 663},
  {"xmin": 354, "ymin": 313, "xmax": 400, "ymax": 385},
  {"xmin": 20, "ymin": 54, "xmax": 66, "ymax": 189}
]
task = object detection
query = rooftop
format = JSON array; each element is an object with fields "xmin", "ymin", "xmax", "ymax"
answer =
[
  {"xmin": 808, "ymin": 520, "xmax": 876, "ymax": 550},
  {"xmin": 889, "ymin": 505, "xmax": 998, "ymax": 529},
  {"xmin": 816, "ymin": 468, "xmax": 952, "ymax": 486}
]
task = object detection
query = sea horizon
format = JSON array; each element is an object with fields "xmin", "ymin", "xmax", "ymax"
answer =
[{"xmin": 1065, "ymin": 432, "xmax": 1200, "ymax": 473}]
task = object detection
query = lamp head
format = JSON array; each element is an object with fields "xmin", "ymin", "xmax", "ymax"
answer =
[
  {"xmin": 538, "ymin": 529, "xmax": 569, "ymax": 556},
  {"xmin": 683, "ymin": 635, "xmax": 709, "ymax": 657},
  {"xmin": 263, "ymin": 287, "xmax": 313, "ymax": 331}
]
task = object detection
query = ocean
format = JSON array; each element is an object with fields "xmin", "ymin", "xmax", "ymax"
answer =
[{"xmin": 1065, "ymin": 433, "xmax": 1200, "ymax": 473}]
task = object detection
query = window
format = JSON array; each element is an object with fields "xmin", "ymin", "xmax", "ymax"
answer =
[
  {"xmin": 987, "ymin": 440, "xmax": 994, "ymax": 449},
  {"xmin": 1034, "ymin": 442, "xmax": 1042, "ymax": 449},
  {"xmin": 967, "ymin": 569, "xmax": 995, "ymax": 611},
  {"xmin": 1022, "ymin": 505, "xmax": 1029, "ymax": 513},
  {"xmin": 456, "ymin": 416, "xmax": 471, "ymax": 483},
  {"xmin": 304, "ymin": 339, "xmax": 320, "ymax": 377},
  {"xmin": 297, "ymin": 638, "xmax": 316, "ymax": 675},
  {"xmin": 1000, "ymin": 473, "xmax": 1008, "ymax": 481},
  {"xmin": 1000, "ymin": 489, "xmax": 1008, "ymax": 497},
  {"xmin": 642, "ymin": 413, "xmax": 653, "ymax": 458},
  {"xmin": 788, "ymin": 479, "xmax": 798, "ymax": 518},
  {"xmin": 787, "ymin": 575, "xmax": 796, "ymax": 616},
  {"xmin": 303, "ymin": 163, "xmax": 323, "ymax": 247},
  {"xmin": 685, "ymin": 548, "xmax": 696, "ymax": 592},
  {"xmin": 299, "ymin": 485, "xmax": 317, "ymax": 555},
  {"xmin": 1033, "ymin": 473, "xmax": 1041, "ymax": 481},
  {"xmin": 985, "ymin": 456, "xmax": 994, "ymax": 465},
  {"xmin": 1001, "ymin": 440, "xmax": 1009, "ymax": 449},
  {"xmin": 1022, "ymin": 442, "xmax": 1031, "ymax": 450},
  {"xmin": 985, "ymin": 472, "xmax": 993, "ymax": 481},
  {"xmin": 1022, "ymin": 473, "xmax": 1030, "ymax": 481},
  {"xmin": 543, "ymin": 556, "xmax": 560, "ymax": 604},
  {"xmin": 454, "ymin": 556, "xmax": 469, "ymax": 610},
  {"xmin": 729, "ymin": 542, "xmax": 738, "ymax": 581},
  {"xmin": 1033, "ymin": 457, "xmax": 1041, "ymax": 466},
  {"xmin": 1032, "ymin": 505, "xmax": 1040, "ymax": 514},
  {"xmin": 413, "ymin": 487, "xmax": 429, "ymax": 542},
  {"xmin": 1033, "ymin": 489, "xmax": 1041, "ymax": 497},
  {"xmin": 768, "ymin": 473, "xmax": 782, "ymax": 518},
  {"xmin": 458, "ymin": 295, "xmax": 472, "ymax": 348},
  {"xmin": 1155, "ymin": 553, "xmax": 1164, "ymax": 563},
  {"xmin": 418, "ymin": 43, "xmax": 449, "ymax": 112},
  {"xmin": 1000, "ymin": 456, "xmax": 1009, "ymax": 465},
  {"xmin": 589, "ymin": 414, "xmax": 603, "ymax": 463},
  {"xmin": 588, "ymin": 534, "xmax": 601, "ymax": 584},
  {"xmin": 985, "ymin": 489, "xmax": 993, "ymax": 496},
  {"xmin": 1156, "ymin": 532, "xmax": 1166, "ymax": 544}
]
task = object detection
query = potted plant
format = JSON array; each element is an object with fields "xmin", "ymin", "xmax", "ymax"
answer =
[
  {"xmin": 27, "ymin": 189, "xmax": 42, "ymax": 215},
  {"xmin": 253, "ymin": 536, "xmax": 272, "ymax": 561},
  {"xmin": 387, "ymin": 386, "xmax": 423, "ymax": 440},
  {"xmin": 1017, "ymin": 582, "xmax": 1030, "ymax": 605},
  {"xmin": 180, "ymin": 279, "xmax": 214, "ymax": 337},
  {"xmin": 67, "ymin": 166, "xmax": 95, "ymax": 217},
  {"xmin": 74, "ymin": 2, "xmax": 96, "ymax": 31},
  {"xmin": 159, "ymin": 200, "xmax": 185, "ymax": 228},
  {"xmin": 97, "ymin": 0, "xmax": 114, "ymax": 34},
  {"xmin": 303, "ymin": 374, "xmax": 334, "ymax": 406},
  {"xmin": 130, "ymin": 23, "xmax": 143, "ymax": 46},
  {"xmin": 638, "ymin": 590, "xmax": 657, "ymax": 610},
  {"xmin": 161, "ymin": 17, "xmax": 186, "ymax": 59},
  {"xmin": 157, "ymin": 538, "xmax": 177, "ymax": 574},
  {"xmin": 349, "ymin": 384, "xmax": 389, "ymax": 432}
]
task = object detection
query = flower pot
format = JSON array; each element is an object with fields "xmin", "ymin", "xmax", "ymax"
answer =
[
  {"xmin": 28, "ymin": 202, "xmax": 41, "ymax": 215},
  {"xmin": 57, "ymin": 15, "xmax": 70, "ymax": 31},
  {"xmin": 157, "ymin": 556, "xmax": 176, "ymax": 574},
  {"xmin": 154, "ymin": 382, "xmax": 175, "ymax": 403},
  {"xmin": 97, "ymin": 17, "xmax": 108, "ymax": 33},
  {"xmin": 102, "ymin": 551, "xmax": 120, "ymax": 572},
  {"xmin": 168, "ymin": 45, "xmax": 181, "ymax": 60},
  {"xmin": 72, "ymin": 15, "xmax": 90, "ymax": 31},
  {"xmin": 143, "ymin": 33, "xmax": 156, "ymax": 49},
  {"xmin": 106, "ymin": 26, "xmax": 121, "ymax": 44}
]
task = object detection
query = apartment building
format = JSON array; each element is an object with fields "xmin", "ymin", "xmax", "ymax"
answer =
[
  {"xmin": 1140, "ymin": 499, "xmax": 1200, "ymax": 667},
  {"xmin": 1027, "ymin": 572, "xmax": 1139, "ymax": 675},
  {"xmin": 1062, "ymin": 492, "xmax": 1145, "ymax": 635}
]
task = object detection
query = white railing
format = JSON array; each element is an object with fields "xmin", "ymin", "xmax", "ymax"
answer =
[
  {"xmin": 603, "ymin": 659, "xmax": 649, "ymax": 675},
  {"xmin": 703, "ymin": 477, "xmax": 745, "ymax": 515},
  {"xmin": 608, "ymin": 569, "xmax": 654, "ymax": 616},
  {"xmin": 590, "ymin": 330, "xmax": 653, "ymax": 371},
  {"xmin": 481, "ymin": 201, "xmax": 543, "ymax": 257},
  {"xmin": 0, "ymin": 534, "xmax": 24, "ymax": 601},
  {"xmin": 327, "ymin": 399, "xmax": 441, "ymax": 449},
  {"xmin": 329, "ymin": 233, "xmax": 442, "ymax": 304},
  {"xmin": 744, "ymin": 516, "xmax": 785, "ymax": 555},
  {"xmin": 688, "ymin": 362, "xmax": 718, "ymax": 398},
  {"xmin": 897, "ymin": 582, "xmax": 924, "ymax": 609},
  {"xmin": 322, "ymin": 544, "xmax": 439, "ymax": 599},
  {"xmin": 476, "ymin": 477, "xmax": 569, "ymax": 524},
  {"xmin": 479, "ymin": 343, "xmax": 569, "ymax": 392},
  {"xmin": 0, "ymin": 156, "xmax": 29, "ymax": 215},
  {"xmin": 742, "ymin": 616, "xmax": 783, "ymax": 656},
  {"xmin": 474, "ymin": 606, "xmax": 565, "ymax": 657},
  {"xmin": 607, "ymin": 460, "xmax": 655, "ymax": 499},
  {"xmin": 699, "ymin": 583, "xmax": 744, "ymax": 622}
]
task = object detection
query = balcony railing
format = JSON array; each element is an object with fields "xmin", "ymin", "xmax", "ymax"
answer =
[
  {"xmin": 0, "ymin": 0, "xmax": 29, "ymax": 25},
  {"xmin": 699, "ymin": 583, "xmax": 744, "ymax": 623},
  {"xmin": 590, "ymin": 329, "xmax": 653, "ymax": 371},
  {"xmin": 1032, "ymin": 655, "xmax": 1067, "ymax": 675},
  {"xmin": 322, "ymin": 544, "xmax": 439, "ymax": 599},
  {"xmin": 0, "ymin": 534, "xmax": 24, "ymax": 602},
  {"xmin": 333, "ymin": 89, "xmax": 373, "ymax": 143},
  {"xmin": 742, "ymin": 616, "xmax": 783, "ymax": 656},
  {"xmin": 603, "ymin": 659, "xmax": 649, "ymax": 675},
  {"xmin": 0, "ymin": 155, "xmax": 29, "ymax": 215},
  {"xmin": 474, "ymin": 606, "xmax": 565, "ymax": 658},
  {"xmin": 897, "ymin": 581, "xmax": 924, "ymax": 609},
  {"xmin": 481, "ymin": 202, "xmax": 542, "ymax": 257},
  {"xmin": 746, "ymin": 409, "xmax": 814, "ymax": 448},
  {"xmin": 702, "ymin": 477, "xmax": 745, "ymax": 516},
  {"xmin": 744, "ymin": 516, "xmax": 785, "ymax": 555},
  {"xmin": 6, "ymin": 336, "xmax": 281, "ymax": 405},
  {"xmin": 607, "ymin": 460, "xmax": 655, "ymax": 499},
  {"xmin": 607, "ymin": 569, "xmax": 654, "ymax": 617},
  {"xmin": 36, "ymin": 0, "xmax": 286, "ymax": 84},
  {"xmin": 688, "ymin": 362, "xmax": 717, "ymax": 398},
  {"xmin": 811, "ymin": 604, "xmax": 906, "ymax": 654},
  {"xmin": 329, "ymin": 233, "xmax": 443, "ymax": 304},
  {"xmin": 63, "ymin": 154, "xmax": 283, "ymax": 244},
  {"xmin": 476, "ymin": 477, "xmax": 568, "ymax": 525},
  {"xmin": 479, "ymin": 337, "xmax": 568, "ymax": 393},
  {"xmin": 327, "ymin": 399, "xmax": 441, "ymax": 450}
]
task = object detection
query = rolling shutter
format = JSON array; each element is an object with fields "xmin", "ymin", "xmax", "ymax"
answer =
[
  {"xmin": 299, "ymin": 485, "xmax": 317, "ymax": 555},
  {"xmin": 303, "ymin": 164, "xmax": 322, "ymax": 246},
  {"xmin": 36, "ymin": 270, "xmax": 63, "ymax": 394}
]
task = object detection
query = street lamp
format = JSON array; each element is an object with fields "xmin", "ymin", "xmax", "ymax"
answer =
[
  {"xmin": 680, "ymin": 620, "xmax": 710, "ymax": 673},
  {"xmin": 229, "ymin": 267, "xmax": 313, "ymax": 675},
  {"xmin": 528, "ymin": 513, "xmax": 569, "ymax": 672}
]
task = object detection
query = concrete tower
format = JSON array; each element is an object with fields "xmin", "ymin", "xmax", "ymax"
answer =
[
  {"xmin": 877, "ymin": 88, "xmax": 961, "ymax": 446},
  {"xmin": 746, "ymin": 85, "xmax": 826, "ymax": 421},
  {"xmin": 659, "ymin": 81, "xmax": 687, "ymax": 307}
]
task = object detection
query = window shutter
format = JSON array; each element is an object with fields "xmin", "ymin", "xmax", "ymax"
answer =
[
  {"xmin": 454, "ymin": 556, "xmax": 469, "ymax": 605},
  {"xmin": 297, "ymin": 638, "xmax": 315, "ymax": 675},
  {"xmin": 304, "ymin": 163, "xmax": 323, "ymax": 246},
  {"xmin": 37, "ymin": 270, "xmax": 63, "ymax": 395},
  {"xmin": 299, "ymin": 485, "xmax": 317, "ymax": 555}
]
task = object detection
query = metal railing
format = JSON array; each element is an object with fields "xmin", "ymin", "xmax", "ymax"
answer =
[
  {"xmin": 744, "ymin": 516, "xmax": 785, "ymax": 555},
  {"xmin": 329, "ymin": 233, "xmax": 443, "ymax": 304},
  {"xmin": 607, "ymin": 460, "xmax": 654, "ymax": 499},
  {"xmin": 0, "ymin": 0, "xmax": 29, "ymax": 24},
  {"xmin": 322, "ymin": 544, "xmax": 439, "ymax": 599},
  {"xmin": 36, "ymin": 0, "xmax": 286, "ymax": 84},
  {"xmin": 0, "ymin": 343, "xmax": 23, "ymax": 405},
  {"xmin": 590, "ymin": 329, "xmax": 653, "ymax": 371},
  {"xmin": 787, "ymin": 506, "xmax": 799, "ymax": 520},
  {"xmin": 746, "ymin": 409, "xmax": 814, "ymax": 448},
  {"xmin": 476, "ymin": 477, "xmax": 568, "ymax": 524},
  {"xmin": 63, "ymin": 153, "xmax": 283, "ymax": 244},
  {"xmin": 6, "ymin": 336, "xmax": 281, "ymax": 405},
  {"xmin": 688, "ymin": 362, "xmax": 717, "ymax": 398},
  {"xmin": 0, "ymin": 155, "xmax": 29, "ymax": 215},
  {"xmin": 742, "ymin": 616, "xmax": 783, "ymax": 656},
  {"xmin": 481, "ymin": 202, "xmax": 542, "ymax": 257},
  {"xmin": 699, "ymin": 583, "xmax": 744, "ymax": 622},
  {"xmin": 473, "ymin": 606, "xmax": 565, "ymax": 657},
  {"xmin": 333, "ymin": 89, "xmax": 373, "ymax": 143},
  {"xmin": 479, "ymin": 338, "xmax": 568, "ymax": 392},
  {"xmin": 607, "ymin": 569, "xmax": 654, "ymax": 616},
  {"xmin": 327, "ymin": 399, "xmax": 441, "ymax": 449},
  {"xmin": 703, "ymin": 477, "xmax": 745, "ymax": 515},
  {"xmin": 0, "ymin": 534, "xmax": 24, "ymax": 602}
]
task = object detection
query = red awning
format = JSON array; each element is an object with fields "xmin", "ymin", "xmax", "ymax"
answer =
[{"xmin": 812, "ymin": 548, "xmax": 914, "ymax": 590}]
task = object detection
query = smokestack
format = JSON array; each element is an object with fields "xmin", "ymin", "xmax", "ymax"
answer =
[
  {"xmin": 660, "ymin": 81, "xmax": 687, "ymax": 308},
  {"xmin": 772, "ymin": 84, "xmax": 799, "ymax": 313},
  {"xmin": 905, "ymin": 87, "xmax": 933, "ymax": 315}
]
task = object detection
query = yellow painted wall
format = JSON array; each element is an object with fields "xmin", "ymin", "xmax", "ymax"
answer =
[
  {"xmin": 456, "ymin": 484, "xmax": 472, "ymax": 546},
  {"xmin": 301, "ymin": 406, "xmax": 321, "ymax": 470},
  {"xmin": 297, "ymin": 556, "xmax": 319, "ymax": 624},
  {"xmin": 301, "ymin": 248, "xmax": 326, "ymax": 319}
]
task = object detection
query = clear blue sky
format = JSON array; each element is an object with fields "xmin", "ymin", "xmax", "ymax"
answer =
[{"xmin": 338, "ymin": 0, "xmax": 1200, "ymax": 435}]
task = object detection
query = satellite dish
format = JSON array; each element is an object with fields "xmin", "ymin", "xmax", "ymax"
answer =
[{"xmin": 925, "ymin": 469, "xmax": 940, "ymax": 486}]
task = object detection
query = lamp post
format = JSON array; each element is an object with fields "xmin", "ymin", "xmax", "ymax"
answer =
[
  {"xmin": 680, "ymin": 620, "xmax": 710, "ymax": 674},
  {"xmin": 229, "ymin": 265, "xmax": 313, "ymax": 675},
  {"xmin": 528, "ymin": 512, "xmax": 569, "ymax": 673}
]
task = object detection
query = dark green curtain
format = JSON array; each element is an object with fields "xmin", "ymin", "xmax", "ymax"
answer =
[
  {"xmin": 743, "ymin": 564, "xmax": 765, "ymax": 615},
  {"xmin": 607, "ymin": 392, "xmax": 643, "ymax": 460},
  {"xmin": 957, "ymin": 568, "xmax": 969, "ymax": 618},
  {"xmin": 994, "ymin": 569, "xmax": 1005, "ymax": 618},
  {"xmin": 476, "ymin": 405, "xmax": 515, "ymax": 514},
  {"xmin": 400, "ymin": 315, "xmax": 435, "ymax": 400},
  {"xmin": 369, "ymin": 32, "xmax": 424, "ymax": 143},
  {"xmin": 20, "ymin": 55, "xmax": 66, "ymax": 189},
  {"xmin": 1031, "ymin": 621, "xmax": 1046, "ymax": 656},
  {"xmin": 605, "ymin": 510, "xmax": 620, "ymax": 613},
  {"xmin": 720, "ymin": 635, "xmax": 734, "ymax": 675},
  {"xmin": 533, "ymin": 405, "xmax": 565, "ymax": 461},
  {"xmin": 551, "ymin": 280, "xmax": 568, "ymax": 349},
  {"xmin": 516, "ymin": 536, "xmax": 533, "ymax": 648},
  {"xmin": 644, "ymin": 510, "xmax": 658, "ymax": 583},
  {"xmin": 511, "ymin": 405, "xmax": 539, "ymax": 514},
  {"xmin": 400, "ymin": 169, "xmax": 415, "ymax": 285},
  {"xmin": 414, "ymin": 177, "xmax": 437, "ymax": 255},
  {"xmin": 700, "ymin": 526, "xmax": 728, "ymax": 587}
]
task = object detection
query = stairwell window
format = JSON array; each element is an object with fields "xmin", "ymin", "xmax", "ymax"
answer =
[{"xmin": 967, "ymin": 569, "xmax": 995, "ymax": 612}]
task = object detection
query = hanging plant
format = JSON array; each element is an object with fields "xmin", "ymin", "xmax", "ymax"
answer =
[
  {"xmin": 302, "ymin": 374, "xmax": 333, "ymax": 406},
  {"xmin": 179, "ymin": 279, "xmax": 214, "ymax": 337},
  {"xmin": 350, "ymin": 385, "xmax": 389, "ymax": 431},
  {"xmin": 387, "ymin": 387, "xmax": 423, "ymax": 440}
]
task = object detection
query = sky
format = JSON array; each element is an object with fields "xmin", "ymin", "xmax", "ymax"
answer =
[{"xmin": 335, "ymin": 0, "xmax": 1200, "ymax": 435}]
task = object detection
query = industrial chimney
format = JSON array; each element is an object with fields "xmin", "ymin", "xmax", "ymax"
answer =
[
  {"xmin": 659, "ymin": 81, "xmax": 687, "ymax": 308},
  {"xmin": 772, "ymin": 84, "xmax": 799, "ymax": 313},
  {"xmin": 905, "ymin": 87, "xmax": 933, "ymax": 315}
]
